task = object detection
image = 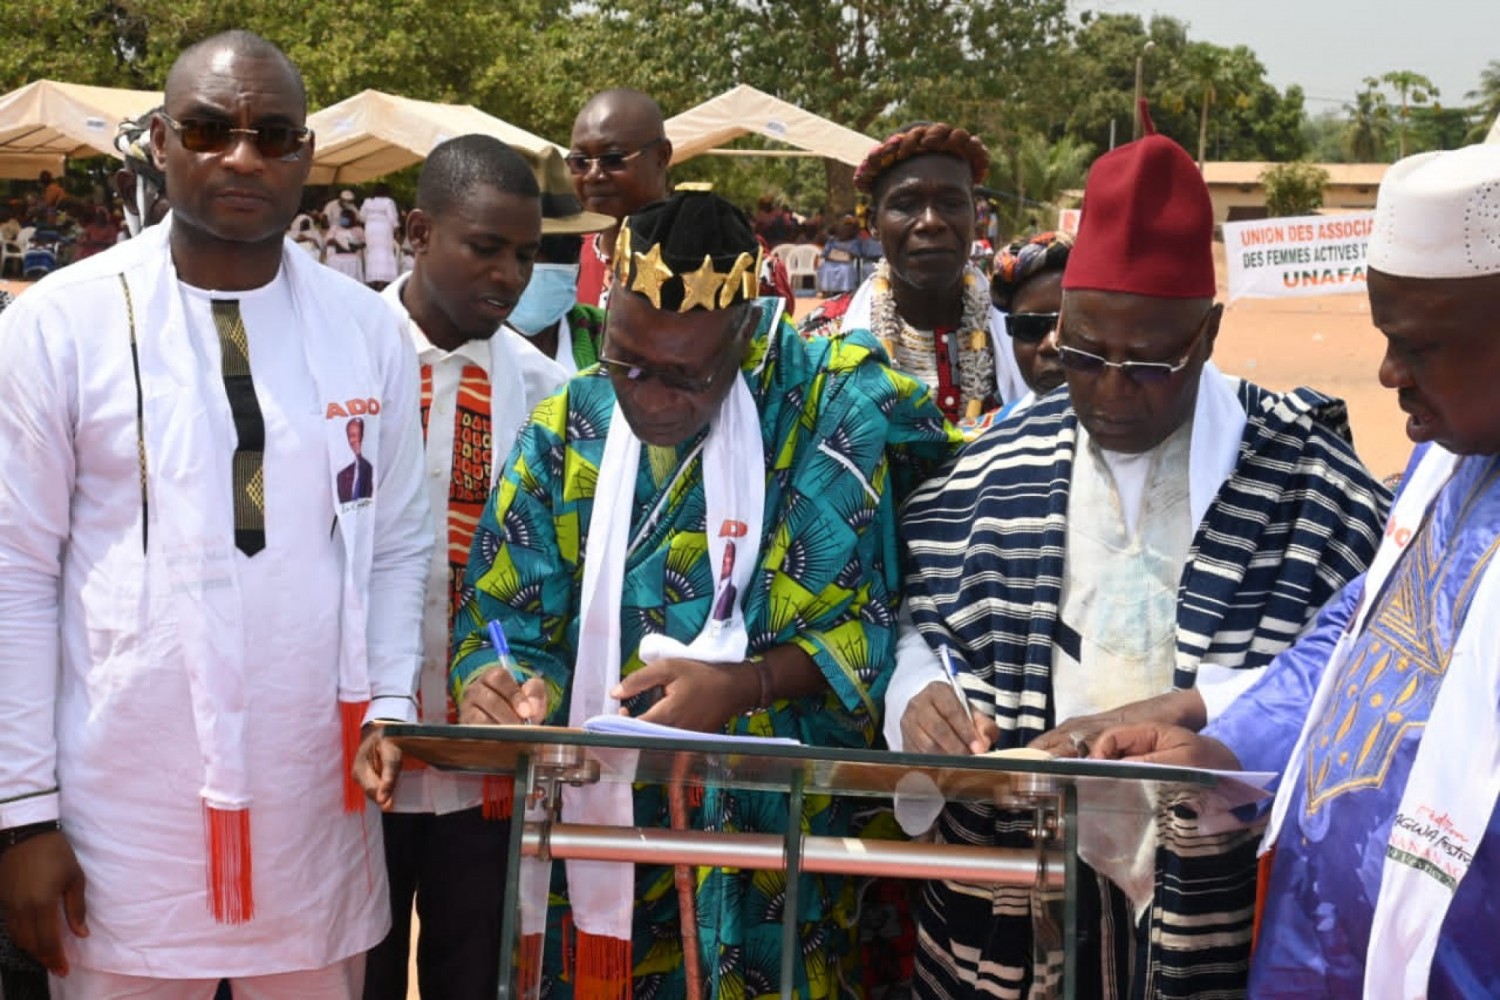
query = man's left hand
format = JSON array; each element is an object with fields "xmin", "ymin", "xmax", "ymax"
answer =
[
  {"xmin": 353, "ymin": 726, "xmax": 403, "ymax": 811},
  {"xmin": 1029, "ymin": 689, "xmax": 1209, "ymax": 758},
  {"xmin": 612, "ymin": 658, "xmax": 756, "ymax": 733}
]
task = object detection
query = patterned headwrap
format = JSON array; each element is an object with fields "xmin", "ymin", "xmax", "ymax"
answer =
[
  {"xmin": 115, "ymin": 107, "xmax": 165, "ymax": 237},
  {"xmin": 854, "ymin": 122, "xmax": 990, "ymax": 196},
  {"xmin": 114, "ymin": 107, "xmax": 164, "ymax": 188},
  {"xmin": 989, "ymin": 231, "xmax": 1074, "ymax": 311}
]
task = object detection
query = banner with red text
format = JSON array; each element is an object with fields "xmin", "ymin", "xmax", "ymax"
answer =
[{"xmin": 1223, "ymin": 213, "xmax": 1374, "ymax": 302}]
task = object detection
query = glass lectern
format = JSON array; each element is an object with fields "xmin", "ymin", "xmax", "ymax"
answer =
[{"xmin": 385, "ymin": 723, "xmax": 1234, "ymax": 1000}]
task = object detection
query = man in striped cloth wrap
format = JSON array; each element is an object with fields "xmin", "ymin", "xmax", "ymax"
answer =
[{"xmin": 886, "ymin": 123, "xmax": 1391, "ymax": 998}]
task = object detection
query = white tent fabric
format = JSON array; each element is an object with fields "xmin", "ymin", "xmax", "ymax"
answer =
[
  {"xmin": 306, "ymin": 89, "xmax": 560, "ymax": 184},
  {"xmin": 664, "ymin": 85, "xmax": 875, "ymax": 168},
  {"xmin": 0, "ymin": 80, "xmax": 161, "ymax": 179},
  {"xmin": 1488, "ymin": 114, "xmax": 1500, "ymax": 143}
]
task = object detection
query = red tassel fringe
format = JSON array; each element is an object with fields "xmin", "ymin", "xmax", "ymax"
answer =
[
  {"xmin": 1252, "ymin": 847, "xmax": 1275, "ymax": 953},
  {"xmin": 574, "ymin": 929, "xmax": 632, "ymax": 1000},
  {"xmin": 203, "ymin": 803, "xmax": 254, "ymax": 924},
  {"xmin": 482, "ymin": 775, "xmax": 515, "ymax": 820},
  {"xmin": 341, "ymin": 699, "xmax": 370, "ymax": 813},
  {"xmin": 517, "ymin": 932, "xmax": 545, "ymax": 997}
]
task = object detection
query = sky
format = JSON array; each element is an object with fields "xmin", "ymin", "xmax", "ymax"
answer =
[{"xmin": 1073, "ymin": 0, "xmax": 1498, "ymax": 116}]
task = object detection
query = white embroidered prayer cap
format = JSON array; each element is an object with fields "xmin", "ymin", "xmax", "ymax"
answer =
[{"xmin": 1369, "ymin": 142, "xmax": 1500, "ymax": 278}]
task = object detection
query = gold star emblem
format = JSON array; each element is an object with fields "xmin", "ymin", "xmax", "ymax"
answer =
[
  {"xmin": 743, "ymin": 248, "xmax": 763, "ymax": 299},
  {"xmin": 630, "ymin": 241, "xmax": 673, "ymax": 309},
  {"xmin": 679, "ymin": 254, "xmax": 724, "ymax": 312},
  {"xmin": 719, "ymin": 252, "xmax": 755, "ymax": 308}
]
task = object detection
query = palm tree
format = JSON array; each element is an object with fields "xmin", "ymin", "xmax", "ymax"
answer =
[
  {"xmin": 1344, "ymin": 84, "xmax": 1394, "ymax": 162},
  {"xmin": 1000, "ymin": 130, "xmax": 1094, "ymax": 239},
  {"xmin": 1379, "ymin": 70, "xmax": 1439, "ymax": 158},
  {"xmin": 1170, "ymin": 43, "xmax": 1252, "ymax": 170},
  {"xmin": 1465, "ymin": 59, "xmax": 1500, "ymax": 142}
]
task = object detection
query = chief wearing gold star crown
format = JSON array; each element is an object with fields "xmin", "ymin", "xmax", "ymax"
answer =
[{"xmin": 449, "ymin": 191, "xmax": 961, "ymax": 999}]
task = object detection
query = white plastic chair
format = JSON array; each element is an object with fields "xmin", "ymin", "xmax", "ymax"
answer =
[
  {"xmin": 0, "ymin": 226, "xmax": 32, "ymax": 277},
  {"xmin": 784, "ymin": 243, "xmax": 821, "ymax": 296}
]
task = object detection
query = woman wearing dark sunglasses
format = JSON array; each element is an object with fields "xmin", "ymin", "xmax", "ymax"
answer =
[{"xmin": 988, "ymin": 231, "xmax": 1072, "ymax": 418}]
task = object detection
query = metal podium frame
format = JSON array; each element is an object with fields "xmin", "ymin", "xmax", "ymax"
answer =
[{"xmin": 384, "ymin": 724, "xmax": 1219, "ymax": 1000}]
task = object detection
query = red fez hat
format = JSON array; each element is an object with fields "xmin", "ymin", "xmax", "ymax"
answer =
[{"xmin": 1062, "ymin": 126, "xmax": 1215, "ymax": 299}]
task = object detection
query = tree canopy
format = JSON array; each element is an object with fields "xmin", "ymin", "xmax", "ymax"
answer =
[{"xmin": 0, "ymin": 2, "xmax": 1484, "ymax": 214}]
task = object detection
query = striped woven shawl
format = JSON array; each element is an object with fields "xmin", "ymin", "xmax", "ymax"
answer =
[{"xmin": 900, "ymin": 382, "xmax": 1389, "ymax": 999}]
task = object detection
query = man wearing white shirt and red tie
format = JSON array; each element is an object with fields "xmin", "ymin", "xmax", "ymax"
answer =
[
  {"xmin": 358, "ymin": 135, "xmax": 568, "ymax": 1000},
  {"xmin": 0, "ymin": 30, "xmax": 431, "ymax": 999}
]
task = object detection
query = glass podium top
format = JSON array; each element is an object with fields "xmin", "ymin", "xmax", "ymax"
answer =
[{"xmin": 383, "ymin": 722, "xmax": 1243, "ymax": 812}]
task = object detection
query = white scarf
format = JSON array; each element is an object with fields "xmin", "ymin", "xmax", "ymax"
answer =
[
  {"xmin": 123, "ymin": 218, "xmax": 381, "ymax": 921},
  {"xmin": 1263, "ymin": 444, "xmax": 1500, "ymax": 998},
  {"xmin": 517, "ymin": 305, "xmax": 774, "ymax": 986}
]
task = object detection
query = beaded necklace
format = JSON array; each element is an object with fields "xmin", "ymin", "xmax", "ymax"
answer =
[{"xmin": 869, "ymin": 259, "xmax": 995, "ymax": 422}]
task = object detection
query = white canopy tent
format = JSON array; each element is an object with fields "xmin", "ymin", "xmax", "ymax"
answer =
[
  {"xmin": 1488, "ymin": 114, "xmax": 1500, "ymax": 143},
  {"xmin": 664, "ymin": 85, "xmax": 875, "ymax": 168},
  {"xmin": 0, "ymin": 80, "xmax": 161, "ymax": 179},
  {"xmin": 306, "ymin": 89, "xmax": 560, "ymax": 184}
]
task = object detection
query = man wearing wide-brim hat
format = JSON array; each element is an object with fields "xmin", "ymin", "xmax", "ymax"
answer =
[{"xmin": 504, "ymin": 148, "xmax": 614, "ymax": 373}]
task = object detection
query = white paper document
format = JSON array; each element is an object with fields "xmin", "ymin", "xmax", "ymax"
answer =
[{"xmin": 582, "ymin": 715, "xmax": 804, "ymax": 747}]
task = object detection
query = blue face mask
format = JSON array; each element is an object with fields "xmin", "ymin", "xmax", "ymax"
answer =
[{"xmin": 509, "ymin": 263, "xmax": 580, "ymax": 336}]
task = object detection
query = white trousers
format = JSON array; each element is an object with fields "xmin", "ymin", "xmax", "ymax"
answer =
[{"xmin": 50, "ymin": 954, "xmax": 365, "ymax": 999}]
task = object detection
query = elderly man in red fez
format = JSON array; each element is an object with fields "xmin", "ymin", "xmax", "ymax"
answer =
[{"xmin": 886, "ymin": 119, "xmax": 1391, "ymax": 998}]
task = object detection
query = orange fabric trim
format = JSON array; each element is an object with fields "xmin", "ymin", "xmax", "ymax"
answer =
[
  {"xmin": 1252, "ymin": 847, "xmax": 1276, "ymax": 952},
  {"xmin": 340, "ymin": 699, "xmax": 369, "ymax": 813},
  {"xmin": 483, "ymin": 775, "xmax": 515, "ymax": 820},
  {"xmin": 574, "ymin": 929, "xmax": 632, "ymax": 1000},
  {"xmin": 203, "ymin": 803, "xmax": 254, "ymax": 924}
]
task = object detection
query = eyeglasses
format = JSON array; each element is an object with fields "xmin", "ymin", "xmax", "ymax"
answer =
[
  {"xmin": 158, "ymin": 112, "xmax": 312, "ymax": 160},
  {"xmin": 1057, "ymin": 313, "xmax": 1211, "ymax": 385},
  {"xmin": 1007, "ymin": 312, "xmax": 1059, "ymax": 344},
  {"xmin": 597, "ymin": 354, "xmax": 722, "ymax": 394},
  {"xmin": 564, "ymin": 138, "xmax": 665, "ymax": 176}
]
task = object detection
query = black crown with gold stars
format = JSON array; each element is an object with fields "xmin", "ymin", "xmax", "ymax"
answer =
[{"xmin": 612, "ymin": 192, "xmax": 764, "ymax": 312}]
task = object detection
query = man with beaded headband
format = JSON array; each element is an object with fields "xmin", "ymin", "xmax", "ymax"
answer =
[
  {"xmin": 891, "ymin": 121, "xmax": 1389, "ymax": 998},
  {"xmin": 450, "ymin": 191, "xmax": 959, "ymax": 1000},
  {"xmin": 800, "ymin": 122, "xmax": 1028, "ymax": 430}
]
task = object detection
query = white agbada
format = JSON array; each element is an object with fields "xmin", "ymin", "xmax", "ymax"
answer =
[
  {"xmin": 0, "ymin": 221, "xmax": 432, "ymax": 978},
  {"xmin": 379, "ymin": 273, "xmax": 567, "ymax": 815}
]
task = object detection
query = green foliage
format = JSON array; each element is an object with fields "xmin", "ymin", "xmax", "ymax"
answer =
[
  {"xmin": 992, "ymin": 130, "xmax": 1092, "ymax": 239},
  {"xmin": 1465, "ymin": 60, "xmax": 1500, "ymax": 142},
  {"xmin": 12, "ymin": 0, "xmax": 1465, "ymax": 217},
  {"xmin": 1371, "ymin": 70, "xmax": 1439, "ymax": 159},
  {"xmin": 1045, "ymin": 14, "xmax": 1305, "ymax": 164},
  {"xmin": 1259, "ymin": 162, "xmax": 1328, "ymax": 217},
  {"xmin": 1343, "ymin": 85, "xmax": 1394, "ymax": 162}
]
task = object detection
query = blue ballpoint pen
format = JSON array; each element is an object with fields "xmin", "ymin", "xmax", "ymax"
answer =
[
  {"xmin": 940, "ymin": 645, "xmax": 976, "ymax": 729},
  {"xmin": 485, "ymin": 619, "xmax": 532, "ymax": 724}
]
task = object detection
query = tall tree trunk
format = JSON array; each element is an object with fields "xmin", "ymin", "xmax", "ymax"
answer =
[
  {"xmin": 824, "ymin": 159, "xmax": 856, "ymax": 216},
  {"xmin": 1198, "ymin": 93, "xmax": 1211, "ymax": 170}
]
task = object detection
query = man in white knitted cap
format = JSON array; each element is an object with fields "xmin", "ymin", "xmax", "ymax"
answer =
[{"xmin": 1092, "ymin": 141, "xmax": 1500, "ymax": 996}]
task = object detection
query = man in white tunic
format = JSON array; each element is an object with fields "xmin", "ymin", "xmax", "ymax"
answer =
[
  {"xmin": 0, "ymin": 31, "xmax": 430, "ymax": 999},
  {"xmin": 358, "ymin": 135, "xmax": 566, "ymax": 1000}
]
